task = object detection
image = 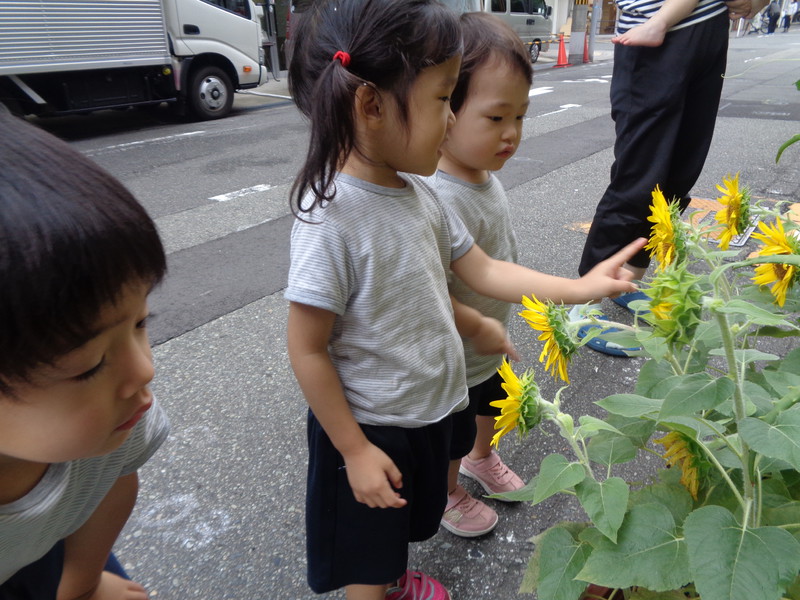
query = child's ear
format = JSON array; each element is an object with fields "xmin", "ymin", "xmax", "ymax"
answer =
[{"xmin": 354, "ymin": 83, "xmax": 385, "ymax": 129}]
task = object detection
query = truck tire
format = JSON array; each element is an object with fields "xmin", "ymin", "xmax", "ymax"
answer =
[
  {"xmin": 189, "ymin": 66, "xmax": 234, "ymax": 120},
  {"xmin": 530, "ymin": 41, "xmax": 541, "ymax": 63}
]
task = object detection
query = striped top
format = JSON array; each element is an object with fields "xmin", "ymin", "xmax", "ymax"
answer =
[
  {"xmin": 427, "ymin": 171, "xmax": 519, "ymax": 388},
  {"xmin": 285, "ymin": 173, "xmax": 473, "ymax": 427},
  {"xmin": 616, "ymin": 0, "xmax": 728, "ymax": 34},
  {"xmin": 0, "ymin": 399, "xmax": 169, "ymax": 582}
]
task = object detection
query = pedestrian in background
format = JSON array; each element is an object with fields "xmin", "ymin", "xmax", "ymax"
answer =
[
  {"xmin": 782, "ymin": 0, "xmax": 798, "ymax": 30},
  {"xmin": 767, "ymin": 0, "xmax": 781, "ymax": 31},
  {"xmin": 575, "ymin": 0, "xmax": 753, "ymax": 356}
]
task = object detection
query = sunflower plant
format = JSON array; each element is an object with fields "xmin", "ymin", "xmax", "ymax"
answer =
[{"xmin": 495, "ymin": 174, "xmax": 800, "ymax": 600}]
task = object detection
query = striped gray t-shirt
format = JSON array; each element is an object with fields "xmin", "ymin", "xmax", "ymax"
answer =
[
  {"xmin": 427, "ymin": 171, "xmax": 519, "ymax": 388},
  {"xmin": 285, "ymin": 173, "xmax": 473, "ymax": 427},
  {"xmin": 616, "ymin": 0, "xmax": 727, "ymax": 34},
  {"xmin": 0, "ymin": 399, "xmax": 169, "ymax": 583}
]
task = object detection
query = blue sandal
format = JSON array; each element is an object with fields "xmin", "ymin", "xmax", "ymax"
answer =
[
  {"xmin": 612, "ymin": 290, "xmax": 651, "ymax": 317},
  {"xmin": 577, "ymin": 316, "xmax": 640, "ymax": 357}
]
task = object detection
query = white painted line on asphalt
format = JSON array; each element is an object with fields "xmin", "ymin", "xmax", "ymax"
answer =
[
  {"xmin": 529, "ymin": 86, "xmax": 554, "ymax": 96},
  {"xmin": 209, "ymin": 184, "xmax": 273, "ymax": 202},
  {"xmin": 562, "ymin": 78, "xmax": 609, "ymax": 83},
  {"xmin": 538, "ymin": 103, "xmax": 582, "ymax": 117},
  {"xmin": 91, "ymin": 131, "xmax": 206, "ymax": 153}
]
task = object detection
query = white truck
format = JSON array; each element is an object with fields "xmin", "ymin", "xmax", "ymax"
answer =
[
  {"xmin": 0, "ymin": 0, "xmax": 269, "ymax": 120},
  {"xmin": 446, "ymin": 0, "xmax": 555, "ymax": 62}
]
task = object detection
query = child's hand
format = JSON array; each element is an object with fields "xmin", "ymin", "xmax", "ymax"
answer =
[
  {"xmin": 581, "ymin": 238, "xmax": 647, "ymax": 300},
  {"xmin": 470, "ymin": 316, "xmax": 520, "ymax": 362},
  {"xmin": 343, "ymin": 443, "xmax": 407, "ymax": 509}
]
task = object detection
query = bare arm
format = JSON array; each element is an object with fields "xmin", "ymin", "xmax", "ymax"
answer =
[
  {"xmin": 451, "ymin": 238, "xmax": 647, "ymax": 306},
  {"xmin": 287, "ymin": 301, "xmax": 406, "ymax": 509},
  {"xmin": 57, "ymin": 473, "xmax": 147, "ymax": 600},
  {"xmin": 450, "ymin": 294, "xmax": 519, "ymax": 361}
]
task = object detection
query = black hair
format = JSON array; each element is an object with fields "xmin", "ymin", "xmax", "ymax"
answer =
[
  {"xmin": 450, "ymin": 12, "xmax": 534, "ymax": 114},
  {"xmin": 288, "ymin": 0, "xmax": 462, "ymax": 215},
  {"xmin": 0, "ymin": 110, "xmax": 167, "ymax": 394}
]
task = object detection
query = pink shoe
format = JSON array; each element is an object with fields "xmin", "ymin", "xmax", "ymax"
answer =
[
  {"xmin": 385, "ymin": 570, "xmax": 452, "ymax": 600},
  {"xmin": 459, "ymin": 450, "xmax": 524, "ymax": 499},
  {"xmin": 440, "ymin": 484, "xmax": 498, "ymax": 537}
]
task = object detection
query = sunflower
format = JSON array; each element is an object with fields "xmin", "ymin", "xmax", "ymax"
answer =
[
  {"xmin": 490, "ymin": 357, "xmax": 543, "ymax": 448},
  {"xmin": 714, "ymin": 173, "xmax": 751, "ymax": 250},
  {"xmin": 643, "ymin": 264, "xmax": 703, "ymax": 346},
  {"xmin": 644, "ymin": 185, "xmax": 684, "ymax": 271},
  {"xmin": 653, "ymin": 431, "xmax": 705, "ymax": 500},
  {"xmin": 751, "ymin": 218, "xmax": 799, "ymax": 307},
  {"xmin": 519, "ymin": 294, "xmax": 576, "ymax": 383}
]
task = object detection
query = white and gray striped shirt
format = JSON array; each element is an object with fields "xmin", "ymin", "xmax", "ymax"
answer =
[
  {"xmin": 427, "ymin": 171, "xmax": 518, "ymax": 388},
  {"xmin": 286, "ymin": 173, "xmax": 473, "ymax": 427},
  {"xmin": 0, "ymin": 399, "xmax": 169, "ymax": 583},
  {"xmin": 616, "ymin": 0, "xmax": 727, "ymax": 34}
]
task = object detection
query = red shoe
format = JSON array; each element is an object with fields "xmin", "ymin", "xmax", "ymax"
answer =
[{"xmin": 385, "ymin": 570, "xmax": 452, "ymax": 600}]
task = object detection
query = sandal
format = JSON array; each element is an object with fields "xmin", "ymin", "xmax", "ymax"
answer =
[
  {"xmin": 611, "ymin": 290, "xmax": 651, "ymax": 317},
  {"xmin": 577, "ymin": 315, "xmax": 639, "ymax": 357}
]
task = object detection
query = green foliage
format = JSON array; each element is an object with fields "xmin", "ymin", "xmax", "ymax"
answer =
[{"xmin": 512, "ymin": 180, "xmax": 800, "ymax": 599}]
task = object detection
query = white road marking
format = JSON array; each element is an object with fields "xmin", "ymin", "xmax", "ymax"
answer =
[
  {"xmin": 529, "ymin": 86, "xmax": 554, "ymax": 97},
  {"xmin": 90, "ymin": 131, "xmax": 206, "ymax": 153},
  {"xmin": 539, "ymin": 103, "xmax": 582, "ymax": 117},
  {"xmin": 209, "ymin": 184, "xmax": 273, "ymax": 202}
]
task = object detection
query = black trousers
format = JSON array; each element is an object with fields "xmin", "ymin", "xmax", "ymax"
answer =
[{"xmin": 579, "ymin": 11, "xmax": 729, "ymax": 275}]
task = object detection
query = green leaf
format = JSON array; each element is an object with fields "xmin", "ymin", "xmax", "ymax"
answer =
[
  {"xmin": 739, "ymin": 406, "xmax": 800, "ymax": 470},
  {"xmin": 532, "ymin": 454, "xmax": 587, "ymax": 504},
  {"xmin": 576, "ymin": 503, "xmax": 690, "ymax": 591},
  {"xmin": 685, "ymin": 505, "xmax": 800, "ymax": 600},
  {"xmin": 779, "ymin": 347, "xmax": 800, "ymax": 375},
  {"xmin": 708, "ymin": 348, "xmax": 780, "ymax": 364},
  {"xmin": 629, "ymin": 589, "xmax": 688, "ymax": 600},
  {"xmin": 776, "ymin": 134, "xmax": 800, "ymax": 163},
  {"xmin": 596, "ymin": 394, "xmax": 661, "ymax": 417},
  {"xmin": 587, "ymin": 434, "xmax": 637, "ymax": 466},
  {"xmin": 762, "ymin": 370, "xmax": 800, "ymax": 398},
  {"xmin": 575, "ymin": 477, "xmax": 629, "ymax": 543},
  {"xmin": 576, "ymin": 415, "xmax": 623, "ymax": 439},
  {"xmin": 534, "ymin": 526, "xmax": 593, "ymax": 600},
  {"xmin": 636, "ymin": 359, "xmax": 675, "ymax": 396},
  {"xmin": 658, "ymin": 373, "xmax": 734, "ymax": 419},
  {"xmin": 630, "ymin": 476, "xmax": 694, "ymax": 527},
  {"xmin": 716, "ymin": 299, "xmax": 794, "ymax": 326}
]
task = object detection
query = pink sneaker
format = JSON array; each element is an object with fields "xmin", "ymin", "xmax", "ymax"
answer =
[
  {"xmin": 385, "ymin": 570, "xmax": 452, "ymax": 600},
  {"xmin": 459, "ymin": 450, "xmax": 524, "ymax": 499},
  {"xmin": 440, "ymin": 484, "xmax": 498, "ymax": 537}
]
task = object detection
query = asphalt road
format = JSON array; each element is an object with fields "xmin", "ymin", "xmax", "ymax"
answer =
[{"xmin": 32, "ymin": 32, "xmax": 800, "ymax": 600}]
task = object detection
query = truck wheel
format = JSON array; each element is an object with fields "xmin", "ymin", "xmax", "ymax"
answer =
[
  {"xmin": 530, "ymin": 41, "xmax": 541, "ymax": 63},
  {"xmin": 189, "ymin": 66, "xmax": 233, "ymax": 120}
]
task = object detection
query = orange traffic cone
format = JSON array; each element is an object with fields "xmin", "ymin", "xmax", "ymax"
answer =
[
  {"xmin": 583, "ymin": 32, "xmax": 591, "ymax": 63},
  {"xmin": 554, "ymin": 33, "xmax": 571, "ymax": 68}
]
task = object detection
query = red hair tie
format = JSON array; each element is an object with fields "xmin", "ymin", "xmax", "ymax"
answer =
[{"xmin": 332, "ymin": 51, "xmax": 351, "ymax": 67}]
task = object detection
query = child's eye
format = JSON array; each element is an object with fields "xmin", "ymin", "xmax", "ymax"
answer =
[
  {"xmin": 136, "ymin": 314, "xmax": 151, "ymax": 329},
  {"xmin": 488, "ymin": 116, "xmax": 503, "ymax": 122},
  {"xmin": 516, "ymin": 114, "xmax": 526, "ymax": 120},
  {"xmin": 439, "ymin": 96, "xmax": 451, "ymax": 103},
  {"xmin": 74, "ymin": 358, "xmax": 106, "ymax": 381}
]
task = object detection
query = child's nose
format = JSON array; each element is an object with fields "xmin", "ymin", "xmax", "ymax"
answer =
[
  {"xmin": 447, "ymin": 107, "xmax": 456, "ymax": 129},
  {"xmin": 119, "ymin": 338, "xmax": 155, "ymax": 399}
]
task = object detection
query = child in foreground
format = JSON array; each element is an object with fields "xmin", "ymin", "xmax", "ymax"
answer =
[
  {"xmin": 428, "ymin": 12, "xmax": 534, "ymax": 539},
  {"xmin": 0, "ymin": 110, "xmax": 169, "ymax": 600},
  {"xmin": 284, "ymin": 1, "xmax": 644, "ymax": 599},
  {"xmin": 613, "ymin": 0, "xmax": 697, "ymax": 46}
]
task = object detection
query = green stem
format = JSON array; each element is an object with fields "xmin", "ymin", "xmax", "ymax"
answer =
[
  {"xmin": 714, "ymin": 310, "xmax": 754, "ymax": 524},
  {"xmin": 696, "ymin": 438, "xmax": 746, "ymax": 507}
]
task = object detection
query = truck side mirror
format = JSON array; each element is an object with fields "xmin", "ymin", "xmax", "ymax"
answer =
[{"xmin": 547, "ymin": 5, "xmax": 552, "ymax": 16}]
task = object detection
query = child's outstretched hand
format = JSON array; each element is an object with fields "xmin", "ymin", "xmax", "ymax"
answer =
[
  {"xmin": 343, "ymin": 442, "xmax": 407, "ymax": 509},
  {"xmin": 470, "ymin": 316, "xmax": 520, "ymax": 362},
  {"xmin": 580, "ymin": 238, "xmax": 648, "ymax": 300}
]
